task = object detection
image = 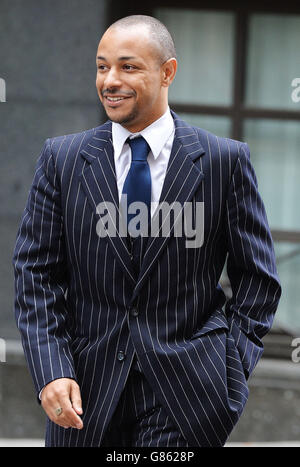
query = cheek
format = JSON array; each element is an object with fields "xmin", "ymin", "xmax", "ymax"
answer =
[
  {"xmin": 95, "ymin": 76, "xmax": 106, "ymax": 102},
  {"xmin": 96, "ymin": 74, "xmax": 103, "ymax": 89},
  {"xmin": 135, "ymin": 77, "xmax": 159, "ymax": 102}
]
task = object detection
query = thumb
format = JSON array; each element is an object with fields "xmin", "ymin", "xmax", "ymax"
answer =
[{"xmin": 70, "ymin": 381, "xmax": 83, "ymax": 415}]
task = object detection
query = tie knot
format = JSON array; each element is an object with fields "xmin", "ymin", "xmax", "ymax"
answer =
[{"xmin": 127, "ymin": 136, "xmax": 150, "ymax": 162}]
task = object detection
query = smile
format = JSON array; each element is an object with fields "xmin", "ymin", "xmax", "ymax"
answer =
[
  {"xmin": 106, "ymin": 96, "xmax": 127, "ymax": 102},
  {"xmin": 104, "ymin": 95, "xmax": 132, "ymax": 107}
]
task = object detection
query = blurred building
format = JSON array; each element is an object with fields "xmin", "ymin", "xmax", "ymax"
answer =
[{"xmin": 0, "ymin": 0, "xmax": 299, "ymax": 443}]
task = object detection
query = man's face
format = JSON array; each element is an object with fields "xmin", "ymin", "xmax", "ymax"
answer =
[{"xmin": 96, "ymin": 26, "xmax": 168, "ymax": 132}]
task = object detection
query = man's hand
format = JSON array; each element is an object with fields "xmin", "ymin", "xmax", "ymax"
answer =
[{"xmin": 41, "ymin": 378, "xmax": 83, "ymax": 430}]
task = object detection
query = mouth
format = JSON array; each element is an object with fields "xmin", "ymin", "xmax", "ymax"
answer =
[{"xmin": 103, "ymin": 95, "xmax": 132, "ymax": 108}]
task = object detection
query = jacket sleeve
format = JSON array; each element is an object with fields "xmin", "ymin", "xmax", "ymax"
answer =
[
  {"xmin": 224, "ymin": 142, "xmax": 281, "ymax": 379},
  {"xmin": 13, "ymin": 139, "xmax": 76, "ymax": 397}
]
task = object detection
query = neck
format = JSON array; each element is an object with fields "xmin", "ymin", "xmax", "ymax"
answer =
[{"xmin": 122, "ymin": 105, "xmax": 169, "ymax": 133}]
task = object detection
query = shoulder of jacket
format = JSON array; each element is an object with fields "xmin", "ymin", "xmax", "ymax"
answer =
[
  {"xmin": 192, "ymin": 125, "xmax": 249, "ymax": 162},
  {"xmin": 45, "ymin": 121, "xmax": 112, "ymax": 158}
]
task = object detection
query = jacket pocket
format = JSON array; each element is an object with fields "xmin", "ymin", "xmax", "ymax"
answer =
[{"xmin": 192, "ymin": 309, "xmax": 229, "ymax": 338}]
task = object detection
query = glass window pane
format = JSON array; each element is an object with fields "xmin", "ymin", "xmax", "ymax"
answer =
[
  {"xmin": 177, "ymin": 113, "xmax": 231, "ymax": 138},
  {"xmin": 274, "ymin": 243, "xmax": 300, "ymax": 332},
  {"xmin": 155, "ymin": 8, "xmax": 235, "ymax": 106},
  {"xmin": 246, "ymin": 14, "xmax": 300, "ymax": 109},
  {"xmin": 243, "ymin": 119, "xmax": 300, "ymax": 231}
]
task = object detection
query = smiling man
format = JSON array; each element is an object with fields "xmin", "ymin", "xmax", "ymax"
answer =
[
  {"xmin": 13, "ymin": 15, "xmax": 281, "ymax": 447},
  {"xmin": 96, "ymin": 19, "xmax": 176, "ymax": 132}
]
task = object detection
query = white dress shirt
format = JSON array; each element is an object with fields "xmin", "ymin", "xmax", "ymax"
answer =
[{"xmin": 112, "ymin": 107, "xmax": 175, "ymax": 217}]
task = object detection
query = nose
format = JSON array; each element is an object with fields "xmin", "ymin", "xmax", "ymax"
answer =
[{"xmin": 103, "ymin": 66, "xmax": 122, "ymax": 89}]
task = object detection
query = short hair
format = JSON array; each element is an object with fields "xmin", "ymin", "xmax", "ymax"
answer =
[{"xmin": 109, "ymin": 15, "xmax": 176, "ymax": 64}]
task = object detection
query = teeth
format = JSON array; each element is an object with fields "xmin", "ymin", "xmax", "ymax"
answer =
[{"xmin": 106, "ymin": 97, "xmax": 125, "ymax": 102}]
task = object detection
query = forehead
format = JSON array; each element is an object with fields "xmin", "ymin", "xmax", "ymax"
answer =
[{"xmin": 97, "ymin": 26, "xmax": 158, "ymax": 61}]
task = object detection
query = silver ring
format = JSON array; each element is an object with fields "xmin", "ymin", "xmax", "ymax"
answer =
[{"xmin": 55, "ymin": 407, "xmax": 63, "ymax": 417}]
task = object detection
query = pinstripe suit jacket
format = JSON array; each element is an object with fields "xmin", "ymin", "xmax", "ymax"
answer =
[{"xmin": 13, "ymin": 111, "xmax": 281, "ymax": 447}]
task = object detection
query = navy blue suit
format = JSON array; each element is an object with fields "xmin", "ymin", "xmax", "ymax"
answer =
[{"xmin": 13, "ymin": 111, "xmax": 281, "ymax": 446}]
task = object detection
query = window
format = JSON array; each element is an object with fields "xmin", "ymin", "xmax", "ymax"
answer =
[
  {"xmin": 157, "ymin": 9, "xmax": 235, "ymax": 107},
  {"xmin": 246, "ymin": 14, "xmax": 300, "ymax": 110},
  {"xmin": 152, "ymin": 4, "xmax": 300, "ymax": 333}
]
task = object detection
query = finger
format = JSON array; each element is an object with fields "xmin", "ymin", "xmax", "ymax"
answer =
[
  {"xmin": 41, "ymin": 379, "xmax": 83, "ymax": 429},
  {"xmin": 59, "ymin": 393, "xmax": 83, "ymax": 430},
  {"xmin": 42, "ymin": 399, "xmax": 70, "ymax": 429},
  {"xmin": 70, "ymin": 382, "xmax": 83, "ymax": 415},
  {"xmin": 41, "ymin": 379, "xmax": 83, "ymax": 430}
]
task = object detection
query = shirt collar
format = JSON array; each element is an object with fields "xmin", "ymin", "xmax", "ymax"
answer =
[{"xmin": 112, "ymin": 107, "xmax": 174, "ymax": 161}]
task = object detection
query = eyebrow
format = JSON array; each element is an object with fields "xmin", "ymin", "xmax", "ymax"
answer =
[{"xmin": 97, "ymin": 56, "xmax": 138, "ymax": 61}]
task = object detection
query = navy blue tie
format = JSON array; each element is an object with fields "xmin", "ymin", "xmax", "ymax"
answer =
[{"xmin": 121, "ymin": 136, "xmax": 151, "ymax": 236}]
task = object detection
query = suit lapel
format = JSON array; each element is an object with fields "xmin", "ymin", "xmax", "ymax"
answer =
[
  {"xmin": 79, "ymin": 122, "xmax": 137, "ymax": 287},
  {"xmin": 79, "ymin": 114, "xmax": 206, "ymax": 299},
  {"xmin": 130, "ymin": 113, "xmax": 206, "ymax": 304}
]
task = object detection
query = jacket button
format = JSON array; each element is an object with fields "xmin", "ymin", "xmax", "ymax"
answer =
[
  {"xmin": 117, "ymin": 351, "xmax": 126, "ymax": 362},
  {"xmin": 130, "ymin": 307, "xmax": 139, "ymax": 317}
]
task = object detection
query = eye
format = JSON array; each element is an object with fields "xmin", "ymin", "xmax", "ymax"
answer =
[
  {"xmin": 123, "ymin": 64, "xmax": 136, "ymax": 71},
  {"xmin": 97, "ymin": 64, "xmax": 108, "ymax": 71}
]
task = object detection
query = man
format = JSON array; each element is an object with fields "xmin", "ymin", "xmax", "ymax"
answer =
[{"xmin": 13, "ymin": 15, "xmax": 281, "ymax": 447}]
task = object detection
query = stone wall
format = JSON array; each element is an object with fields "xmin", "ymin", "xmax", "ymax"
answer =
[
  {"xmin": 0, "ymin": 0, "xmax": 108, "ymax": 339},
  {"xmin": 0, "ymin": 1, "xmax": 109, "ymax": 438}
]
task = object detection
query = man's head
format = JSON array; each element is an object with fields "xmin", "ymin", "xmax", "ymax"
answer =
[{"xmin": 96, "ymin": 15, "xmax": 177, "ymax": 132}]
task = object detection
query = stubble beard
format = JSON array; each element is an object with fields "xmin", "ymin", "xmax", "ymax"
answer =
[{"xmin": 105, "ymin": 103, "xmax": 139, "ymax": 128}]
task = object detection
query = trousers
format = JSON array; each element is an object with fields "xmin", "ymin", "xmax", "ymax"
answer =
[{"xmin": 101, "ymin": 365, "xmax": 189, "ymax": 447}]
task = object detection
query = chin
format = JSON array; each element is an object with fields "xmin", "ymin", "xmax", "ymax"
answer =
[{"xmin": 106, "ymin": 108, "xmax": 139, "ymax": 127}]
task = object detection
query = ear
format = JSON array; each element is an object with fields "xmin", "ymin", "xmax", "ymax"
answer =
[{"xmin": 161, "ymin": 58, "xmax": 177, "ymax": 87}]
